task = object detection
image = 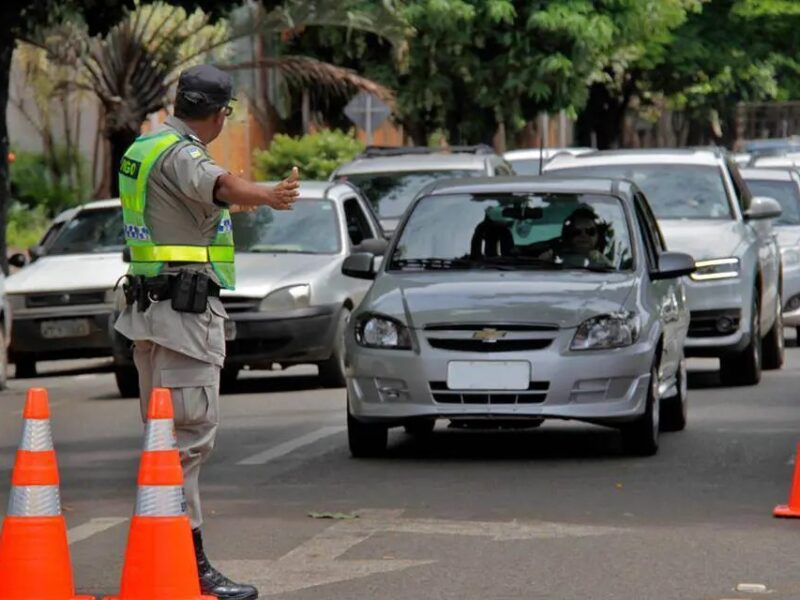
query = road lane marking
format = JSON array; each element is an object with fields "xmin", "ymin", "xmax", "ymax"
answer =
[
  {"xmin": 237, "ymin": 426, "xmax": 345, "ymax": 465},
  {"xmin": 67, "ymin": 517, "xmax": 128, "ymax": 545},
  {"xmin": 217, "ymin": 508, "xmax": 626, "ymax": 596}
]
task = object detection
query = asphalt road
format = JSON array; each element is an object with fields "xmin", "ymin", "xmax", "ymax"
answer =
[{"xmin": 3, "ymin": 341, "xmax": 800, "ymax": 599}]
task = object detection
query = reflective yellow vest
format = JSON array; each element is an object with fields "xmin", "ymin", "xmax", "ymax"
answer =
[{"xmin": 118, "ymin": 130, "xmax": 235, "ymax": 289}]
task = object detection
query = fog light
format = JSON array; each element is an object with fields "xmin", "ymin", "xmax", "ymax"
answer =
[
  {"xmin": 786, "ymin": 295, "xmax": 800, "ymax": 312},
  {"xmin": 375, "ymin": 378, "xmax": 408, "ymax": 402},
  {"xmin": 716, "ymin": 316, "xmax": 736, "ymax": 333}
]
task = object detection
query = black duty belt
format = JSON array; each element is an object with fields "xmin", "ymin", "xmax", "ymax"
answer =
[{"xmin": 117, "ymin": 272, "xmax": 220, "ymax": 313}]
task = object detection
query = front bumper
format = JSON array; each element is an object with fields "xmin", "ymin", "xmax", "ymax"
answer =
[
  {"xmin": 683, "ymin": 277, "xmax": 750, "ymax": 357},
  {"xmin": 11, "ymin": 306, "xmax": 115, "ymax": 361},
  {"xmin": 346, "ymin": 330, "xmax": 655, "ymax": 426}
]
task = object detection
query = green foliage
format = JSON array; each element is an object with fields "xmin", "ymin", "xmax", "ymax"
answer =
[
  {"xmin": 253, "ymin": 129, "xmax": 364, "ymax": 181},
  {"xmin": 6, "ymin": 204, "xmax": 49, "ymax": 250},
  {"xmin": 9, "ymin": 147, "xmax": 89, "ymax": 215}
]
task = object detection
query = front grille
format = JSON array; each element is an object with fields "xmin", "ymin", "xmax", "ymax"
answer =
[
  {"xmin": 221, "ymin": 296, "xmax": 259, "ymax": 313},
  {"xmin": 427, "ymin": 338, "xmax": 552, "ymax": 352},
  {"xmin": 430, "ymin": 381, "xmax": 548, "ymax": 405},
  {"xmin": 688, "ymin": 309, "xmax": 741, "ymax": 338},
  {"xmin": 26, "ymin": 291, "xmax": 106, "ymax": 308},
  {"xmin": 424, "ymin": 323, "xmax": 558, "ymax": 332}
]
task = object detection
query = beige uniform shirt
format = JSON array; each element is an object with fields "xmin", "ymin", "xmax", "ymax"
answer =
[{"xmin": 114, "ymin": 116, "xmax": 230, "ymax": 367}]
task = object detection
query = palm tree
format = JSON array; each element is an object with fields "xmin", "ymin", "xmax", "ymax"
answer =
[{"xmin": 37, "ymin": 0, "xmax": 407, "ymax": 196}]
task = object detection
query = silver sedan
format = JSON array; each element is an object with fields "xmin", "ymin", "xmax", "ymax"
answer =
[{"xmin": 342, "ymin": 177, "xmax": 695, "ymax": 457}]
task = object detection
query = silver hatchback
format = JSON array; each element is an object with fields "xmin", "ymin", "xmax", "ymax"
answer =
[{"xmin": 342, "ymin": 177, "xmax": 695, "ymax": 457}]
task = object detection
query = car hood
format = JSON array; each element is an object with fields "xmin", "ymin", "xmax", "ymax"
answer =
[
  {"xmin": 366, "ymin": 271, "xmax": 636, "ymax": 329},
  {"xmin": 775, "ymin": 225, "xmax": 800, "ymax": 248},
  {"xmin": 6, "ymin": 253, "xmax": 127, "ymax": 294},
  {"xmin": 657, "ymin": 219, "xmax": 745, "ymax": 260},
  {"xmin": 228, "ymin": 252, "xmax": 343, "ymax": 297}
]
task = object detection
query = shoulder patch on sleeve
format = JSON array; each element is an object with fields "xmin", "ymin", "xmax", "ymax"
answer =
[{"xmin": 186, "ymin": 146, "xmax": 204, "ymax": 159}]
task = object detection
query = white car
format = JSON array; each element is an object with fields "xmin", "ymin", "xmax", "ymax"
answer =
[
  {"xmin": 503, "ymin": 147, "xmax": 594, "ymax": 175},
  {"xmin": 6, "ymin": 199, "xmax": 126, "ymax": 379}
]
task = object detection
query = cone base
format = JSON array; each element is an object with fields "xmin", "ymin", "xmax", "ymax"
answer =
[{"xmin": 774, "ymin": 504, "xmax": 800, "ymax": 518}]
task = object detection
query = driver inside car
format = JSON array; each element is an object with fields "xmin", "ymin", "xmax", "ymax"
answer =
[{"xmin": 538, "ymin": 206, "xmax": 613, "ymax": 268}]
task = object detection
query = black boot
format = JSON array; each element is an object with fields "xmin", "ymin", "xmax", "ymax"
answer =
[{"xmin": 193, "ymin": 528, "xmax": 259, "ymax": 600}]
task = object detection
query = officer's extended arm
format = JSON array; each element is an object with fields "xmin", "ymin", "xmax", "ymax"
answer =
[{"xmin": 215, "ymin": 167, "xmax": 299, "ymax": 210}]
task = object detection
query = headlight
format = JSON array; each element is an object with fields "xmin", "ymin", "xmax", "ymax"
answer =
[
  {"xmin": 258, "ymin": 284, "xmax": 310, "ymax": 311},
  {"xmin": 782, "ymin": 248, "xmax": 800, "ymax": 268},
  {"xmin": 571, "ymin": 311, "xmax": 640, "ymax": 350},
  {"xmin": 355, "ymin": 314, "xmax": 412, "ymax": 349},
  {"xmin": 690, "ymin": 257, "xmax": 740, "ymax": 281}
]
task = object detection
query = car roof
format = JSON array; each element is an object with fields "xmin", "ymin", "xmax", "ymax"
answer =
[
  {"xmin": 423, "ymin": 175, "xmax": 637, "ymax": 199},
  {"xmin": 74, "ymin": 198, "xmax": 121, "ymax": 211},
  {"xmin": 546, "ymin": 148, "xmax": 725, "ymax": 169},
  {"xmin": 740, "ymin": 167, "xmax": 795, "ymax": 182},
  {"xmin": 334, "ymin": 152, "xmax": 492, "ymax": 175},
  {"xmin": 256, "ymin": 180, "xmax": 361, "ymax": 201},
  {"xmin": 504, "ymin": 147, "xmax": 593, "ymax": 161}
]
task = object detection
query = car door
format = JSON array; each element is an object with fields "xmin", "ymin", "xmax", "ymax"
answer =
[
  {"xmin": 727, "ymin": 159, "xmax": 780, "ymax": 328},
  {"xmin": 634, "ymin": 193, "xmax": 684, "ymax": 380},
  {"xmin": 341, "ymin": 197, "xmax": 380, "ymax": 304}
]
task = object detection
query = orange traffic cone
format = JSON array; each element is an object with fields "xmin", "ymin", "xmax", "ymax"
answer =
[
  {"xmin": 775, "ymin": 442, "xmax": 800, "ymax": 517},
  {"xmin": 105, "ymin": 388, "xmax": 214, "ymax": 600},
  {"xmin": 0, "ymin": 388, "xmax": 93, "ymax": 600}
]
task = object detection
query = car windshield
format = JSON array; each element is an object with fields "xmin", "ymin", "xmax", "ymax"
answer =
[
  {"xmin": 743, "ymin": 179, "xmax": 800, "ymax": 225},
  {"xmin": 550, "ymin": 164, "xmax": 732, "ymax": 220},
  {"xmin": 339, "ymin": 170, "xmax": 482, "ymax": 219},
  {"xmin": 47, "ymin": 208, "xmax": 125, "ymax": 255},
  {"xmin": 232, "ymin": 198, "xmax": 340, "ymax": 254},
  {"xmin": 390, "ymin": 193, "xmax": 634, "ymax": 272}
]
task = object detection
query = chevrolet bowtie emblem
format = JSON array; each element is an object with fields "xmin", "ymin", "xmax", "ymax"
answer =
[{"xmin": 472, "ymin": 328, "xmax": 507, "ymax": 343}]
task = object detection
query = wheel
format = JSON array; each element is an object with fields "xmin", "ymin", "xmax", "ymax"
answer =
[
  {"xmin": 720, "ymin": 292, "xmax": 761, "ymax": 386},
  {"xmin": 762, "ymin": 291, "xmax": 784, "ymax": 370},
  {"xmin": 0, "ymin": 329, "xmax": 8, "ymax": 390},
  {"xmin": 660, "ymin": 357, "xmax": 687, "ymax": 432},
  {"xmin": 347, "ymin": 401, "xmax": 387, "ymax": 458},
  {"xmin": 220, "ymin": 366, "xmax": 240, "ymax": 394},
  {"xmin": 114, "ymin": 366, "xmax": 140, "ymax": 398},
  {"xmin": 621, "ymin": 361, "xmax": 660, "ymax": 456},
  {"xmin": 318, "ymin": 308, "xmax": 350, "ymax": 388},
  {"xmin": 404, "ymin": 419, "xmax": 436, "ymax": 437},
  {"xmin": 14, "ymin": 355, "xmax": 37, "ymax": 379}
]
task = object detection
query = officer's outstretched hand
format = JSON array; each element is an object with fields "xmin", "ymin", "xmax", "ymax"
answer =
[{"xmin": 269, "ymin": 166, "xmax": 300, "ymax": 210}]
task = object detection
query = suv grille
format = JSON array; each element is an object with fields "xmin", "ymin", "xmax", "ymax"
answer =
[{"xmin": 26, "ymin": 291, "xmax": 106, "ymax": 308}]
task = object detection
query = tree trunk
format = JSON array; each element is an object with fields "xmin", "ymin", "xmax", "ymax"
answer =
[
  {"xmin": 108, "ymin": 127, "xmax": 137, "ymax": 198},
  {"xmin": 0, "ymin": 34, "xmax": 13, "ymax": 275},
  {"xmin": 576, "ymin": 79, "xmax": 637, "ymax": 150}
]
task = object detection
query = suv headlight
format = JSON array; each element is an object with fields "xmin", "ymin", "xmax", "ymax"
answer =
[
  {"xmin": 690, "ymin": 257, "xmax": 740, "ymax": 281},
  {"xmin": 258, "ymin": 284, "xmax": 310, "ymax": 311},
  {"xmin": 782, "ymin": 248, "xmax": 800, "ymax": 268},
  {"xmin": 571, "ymin": 311, "xmax": 640, "ymax": 350},
  {"xmin": 355, "ymin": 314, "xmax": 412, "ymax": 349}
]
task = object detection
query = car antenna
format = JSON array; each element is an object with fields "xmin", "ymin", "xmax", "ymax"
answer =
[{"xmin": 538, "ymin": 127, "xmax": 545, "ymax": 175}]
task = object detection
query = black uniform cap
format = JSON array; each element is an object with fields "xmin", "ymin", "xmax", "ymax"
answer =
[{"xmin": 176, "ymin": 64, "xmax": 235, "ymax": 108}]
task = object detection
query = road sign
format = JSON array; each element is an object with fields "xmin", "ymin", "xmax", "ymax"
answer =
[{"xmin": 344, "ymin": 92, "xmax": 391, "ymax": 144}]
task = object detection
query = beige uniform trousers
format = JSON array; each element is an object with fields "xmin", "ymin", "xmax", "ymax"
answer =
[{"xmin": 134, "ymin": 339, "xmax": 220, "ymax": 529}]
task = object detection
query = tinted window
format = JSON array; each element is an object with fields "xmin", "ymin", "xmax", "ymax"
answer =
[
  {"xmin": 391, "ymin": 193, "xmax": 634, "ymax": 272},
  {"xmin": 549, "ymin": 164, "xmax": 732, "ymax": 220},
  {"xmin": 343, "ymin": 198, "xmax": 374, "ymax": 246},
  {"xmin": 339, "ymin": 170, "xmax": 482, "ymax": 219},
  {"xmin": 48, "ymin": 208, "xmax": 124, "ymax": 255},
  {"xmin": 744, "ymin": 179, "xmax": 800, "ymax": 225},
  {"xmin": 232, "ymin": 199, "xmax": 340, "ymax": 254}
]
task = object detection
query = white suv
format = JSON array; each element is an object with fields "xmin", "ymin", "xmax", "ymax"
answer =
[{"xmin": 545, "ymin": 149, "xmax": 784, "ymax": 386}]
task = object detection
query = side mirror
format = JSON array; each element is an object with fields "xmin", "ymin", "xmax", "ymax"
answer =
[
  {"xmin": 352, "ymin": 237, "xmax": 389, "ymax": 256},
  {"xmin": 28, "ymin": 244, "xmax": 45, "ymax": 261},
  {"xmin": 342, "ymin": 252, "xmax": 377, "ymax": 280},
  {"xmin": 745, "ymin": 196, "xmax": 782, "ymax": 220},
  {"xmin": 651, "ymin": 251, "xmax": 696, "ymax": 280},
  {"xmin": 8, "ymin": 253, "xmax": 27, "ymax": 268}
]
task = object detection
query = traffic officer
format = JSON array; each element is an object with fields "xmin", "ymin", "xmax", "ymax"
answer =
[{"xmin": 115, "ymin": 64, "xmax": 299, "ymax": 600}]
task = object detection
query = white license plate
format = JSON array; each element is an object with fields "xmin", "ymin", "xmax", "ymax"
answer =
[
  {"xmin": 224, "ymin": 320, "xmax": 237, "ymax": 341},
  {"xmin": 40, "ymin": 318, "xmax": 91, "ymax": 339},
  {"xmin": 446, "ymin": 361, "xmax": 530, "ymax": 390}
]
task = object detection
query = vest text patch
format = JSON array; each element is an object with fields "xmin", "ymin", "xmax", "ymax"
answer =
[{"xmin": 119, "ymin": 157, "xmax": 142, "ymax": 179}]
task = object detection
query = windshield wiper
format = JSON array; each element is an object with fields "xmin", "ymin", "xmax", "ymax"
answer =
[
  {"xmin": 563, "ymin": 264, "xmax": 618, "ymax": 273},
  {"xmin": 390, "ymin": 257, "xmax": 515, "ymax": 270},
  {"xmin": 481, "ymin": 256, "xmax": 564, "ymax": 270}
]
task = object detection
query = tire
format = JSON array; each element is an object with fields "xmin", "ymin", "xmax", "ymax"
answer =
[
  {"xmin": 621, "ymin": 361, "xmax": 660, "ymax": 456},
  {"xmin": 14, "ymin": 355, "xmax": 37, "ymax": 379},
  {"xmin": 0, "ymin": 329, "xmax": 8, "ymax": 390},
  {"xmin": 720, "ymin": 292, "xmax": 762, "ymax": 386},
  {"xmin": 404, "ymin": 419, "xmax": 436, "ymax": 437},
  {"xmin": 318, "ymin": 308, "xmax": 350, "ymax": 388},
  {"xmin": 762, "ymin": 291, "xmax": 784, "ymax": 370},
  {"xmin": 348, "ymin": 401, "xmax": 387, "ymax": 458},
  {"xmin": 660, "ymin": 356, "xmax": 687, "ymax": 432},
  {"xmin": 114, "ymin": 366, "xmax": 140, "ymax": 398},
  {"xmin": 220, "ymin": 366, "xmax": 240, "ymax": 394}
]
